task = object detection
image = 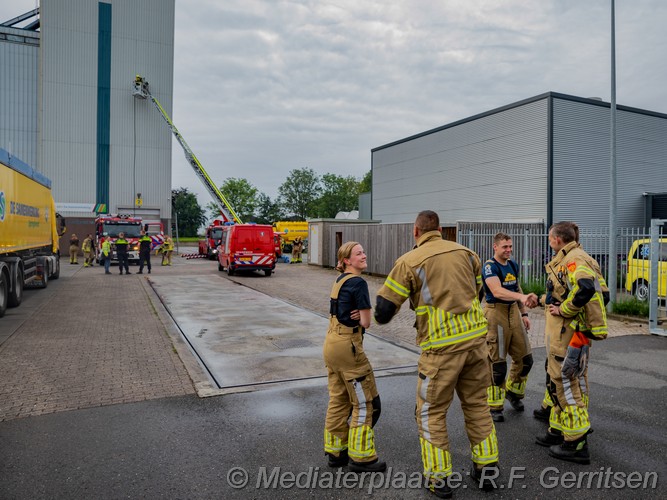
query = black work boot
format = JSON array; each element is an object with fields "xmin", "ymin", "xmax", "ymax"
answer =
[
  {"xmin": 536, "ymin": 428, "xmax": 563, "ymax": 447},
  {"xmin": 426, "ymin": 477, "xmax": 453, "ymax": 499},
  {"xmin": 490, "ymin": 409, "xmax": 504, "ymax": 422},
  {"xmin": 549, "ymin": 436, "xmax": 590, "ymax": 465},
  {"xmin": 533, "ymin": 406, "xmax": 551, "ymax": 422},
  {"xmin": 348, "ymin": 458, "xmax": 387, "ymax": 473},
  {"xmin": 505, "ymin": 391, "xmax": 524, "ymax": 411},
  {"xmin": 470, "ymin": 462, "xmax": 499, "ymax": 491},
  {"xmin": 326, "ymin": 449, "xmax": 348, "ymax": 468}
]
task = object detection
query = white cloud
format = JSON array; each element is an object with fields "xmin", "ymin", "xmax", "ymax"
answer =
[{"xmin": 4, "ymin": 0, "xmax": 666, "ymax": 205}]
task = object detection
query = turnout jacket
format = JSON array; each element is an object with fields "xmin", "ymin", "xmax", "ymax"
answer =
[
  {"xmin": 544, "ymin": 241, "xmax": 609, "ymax": 353},
  {"xmin": 376, "ymin": 230, "xmax": 488, "ymax": 353}
]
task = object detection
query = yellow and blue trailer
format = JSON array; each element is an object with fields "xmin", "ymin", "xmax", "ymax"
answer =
[{"xmin": 0, "ymin": 149, "xmax": 65, "ymax": 317}]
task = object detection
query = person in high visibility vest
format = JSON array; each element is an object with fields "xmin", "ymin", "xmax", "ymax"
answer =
[
  {"xmin": 69, "ymin": 233, "xmax": 79, "ymax": 264},
  {"xmin": 375, "ymin": 210, "xmax": 499, "ymax": 496},
  {"xmin": 137, "ymin": 230, "xmax": 152, "ymax": 274},
  {"xmin": 161, "ymin": 235, "xmax": 174, "ymax": 266},
  {"xmin": 115, "ymin": 232, "xmax": 131, "ymax": 275},
  {"xmin": 323, "ymin": 241, "xmax": 386, "ymax": 473},
  {"xmin": 82, "ymin": 234, "xmax": 95, "ymax": 267},
  {"xmin": 533, "ymin": 221, "xmax": 609, "ymax": 465},
  {"xmin": 101, "ymin": 239, "xmax": 112, "ymax": 274}
]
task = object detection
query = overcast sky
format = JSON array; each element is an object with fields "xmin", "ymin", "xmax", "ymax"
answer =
[{"xmin": 5, "ymin": 1, "xmax": 667, "ymax": 205}]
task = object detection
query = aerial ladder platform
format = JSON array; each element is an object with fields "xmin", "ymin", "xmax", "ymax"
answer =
[{"xmin": 132, "ymin": 75, "xmax": 242, "ymax": 224}]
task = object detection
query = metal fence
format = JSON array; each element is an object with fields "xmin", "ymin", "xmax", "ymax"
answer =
[
  {"xmin": 316, "ymin": 220, "xmax": 664, "ymax": 310},
  {"xmin": 457, "ymin": 222, "xmax": 656, "ymax": 303}
]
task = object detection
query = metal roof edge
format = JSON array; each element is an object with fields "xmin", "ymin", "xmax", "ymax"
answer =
[{"xmin": 371, "ymin": 91, "xmax": 667, "ymax": 153}]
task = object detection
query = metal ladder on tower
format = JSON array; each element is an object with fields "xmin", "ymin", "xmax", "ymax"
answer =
[{"xmin": 132, "ymin": 75, "xmax": 242, "ymax": 224}]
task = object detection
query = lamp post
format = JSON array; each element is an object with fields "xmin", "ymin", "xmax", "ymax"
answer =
[{"xmin": 608, "ymin": 0, "xmax": 618, "ymax": 308}]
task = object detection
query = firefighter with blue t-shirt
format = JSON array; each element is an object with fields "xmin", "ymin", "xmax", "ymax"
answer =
[{"xmin": 482, "ymin": 232, "xmax": 538, "ymax": 423}]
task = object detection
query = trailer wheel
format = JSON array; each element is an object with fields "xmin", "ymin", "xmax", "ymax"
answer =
[
  {"xmin": 0, "ymin": 271, "xmax": 8, "ymax": 318},
  {"xmin": 51, "ymin": 255, "xmax": 61, "ymax": 280},
  {"xmin": 38, "ymin": 262, "xmax": 49, "ymax": 289},
  {"xmin": 8, "ymin": 265, "xmax": 24, "ymax": 308},
  {"xmin": 264, "ymin": 269, "xmax": 272, "ymax": 277}
]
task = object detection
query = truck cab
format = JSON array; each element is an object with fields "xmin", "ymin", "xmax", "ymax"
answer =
[{"xmin": 217, "ymin": 224, "xmax": 275, "ymax": 277}]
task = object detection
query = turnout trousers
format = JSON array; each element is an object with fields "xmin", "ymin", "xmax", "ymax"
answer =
[
  {"xmin": 323, "ymin": 317, "xmax": 380, "ymax": 463},
  {"xmin": 416, "ymin": 341, "xmax": 498, "ymax": 481},
  {"xmin": 545, "ymin": 315, "xmax": 591, "ymax": 442},
  {"xmin": 484, "ymin": 302, "xmax": 533, "ymax": 409}
]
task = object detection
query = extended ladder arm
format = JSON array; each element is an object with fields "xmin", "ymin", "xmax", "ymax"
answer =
[{"xmin": 132, "ymin": 75, "xmax": 242, "ymax": 224}]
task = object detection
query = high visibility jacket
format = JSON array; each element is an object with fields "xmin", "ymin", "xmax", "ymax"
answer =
[
  {"xmin": 377, "ymin": 230, "xmax": 488, "ymax": 353},
  {"xmin": 115, "ymin": 238, "xmax": 129, "ymax": 255},
  {"xmin": 101, "ymin": 240, "xmax": 111, "ymax": 256},
  {"xmin": 82, "ymin": 237, "xmax": 93, "ymax": 252},
  {"xmin": 162, "ymin": 239, "xmax": 173, "ymax": 251},
  {"xmin": 138, "ymin": 235, "xmax": 151, "ymax": 253},
  {"xmin": 545, "ymin": 241, "xmax": 608, "ymax": 349}
]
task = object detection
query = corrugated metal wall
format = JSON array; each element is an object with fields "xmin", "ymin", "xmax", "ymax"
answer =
[
  {"xmin": 39, "ymin": 0, "xmax": 175, "ymax": 221},
  {"xmin": 372, "ymin": 98, "xmax": 549, "ymax": 224},
  {"xmin": 0, "ymin": 27, "xmax": 39, "ymax": 168},
  {"xmin": 552, "ymin": 98, "xmax": 667, "ymax": 229}
]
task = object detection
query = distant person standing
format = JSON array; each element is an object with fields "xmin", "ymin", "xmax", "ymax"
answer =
[
  {"xmin": 82, "ymin": 234, "xmax": 95, "ymax": 268},
  {"xmin": 115, "ymin": 232, "xmax": 131, "ymax": 275},
  {"xmin": 137, "ymin": 230, "xmax": 152, "ymax": 274},
  {"xmin": 69, "ymin": 233, "xmax": 79, "ymax": 264},
  {"xmin": 101, "ymin": 238, "xmax": 112, "ymax": 274},
  {"xmin": 161, "ymin": 235, "xmax": 174, "ymax": 266},
  {"xmin": 291, "ymin": 237, "xmax": 304, "ymax": 263}
]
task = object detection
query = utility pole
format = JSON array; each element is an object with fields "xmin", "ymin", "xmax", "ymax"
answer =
[{"xmin": 608, "ymin": 0, "xmax": 618, "ymax": 308}]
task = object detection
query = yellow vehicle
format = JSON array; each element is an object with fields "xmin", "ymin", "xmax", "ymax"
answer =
[
  {"xmin": 625, "ymin": 238, "xmax": 667, "ymax": 301},
  {"xmin": 273, "ymin": 221, "xmax": 308, "ymax": 251},
  {"xmin": 0, "ymin": 149, "xmax": 66, "ymax": 317}
]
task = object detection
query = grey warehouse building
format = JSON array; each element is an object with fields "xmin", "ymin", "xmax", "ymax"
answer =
[
  {"xmin": 1, "ymin": 1, "xmax": 175, "ymax": 236},
  {"xmin": 371, "ymin": 92, "xmax": 667, "ymax": 229}
]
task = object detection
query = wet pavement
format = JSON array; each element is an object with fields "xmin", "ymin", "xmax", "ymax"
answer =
[
  {"xmin": 0, "ymin": 251, "xmax": 665, "ymax": 498},
  {"xmin": 149, "ymin": 273, "xmax": 417, "ymax": 391}
]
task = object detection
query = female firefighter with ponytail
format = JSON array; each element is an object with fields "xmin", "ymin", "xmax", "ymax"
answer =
[{"xmin": 322, "ymin": 241, "xmax": 386, "ymax": 473}]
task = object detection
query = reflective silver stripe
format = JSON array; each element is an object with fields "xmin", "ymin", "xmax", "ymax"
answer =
[
  {"xmin": 561, "ymin": 372, "xmax": 577, "ymax": 406},
  {"xmin": 352, "ymin": 379, "xmax": 368, "ymax": 425},
  {"xmin": 419, "ymin": 375, "xmax": 431, "ymax": 441},
  {"xmin": 417, "ymin": 267, "xmax": 433, "ymax": 305},
  {"xmin": 497, "ymin": 325, "xmax": 505, "ymax": 359}
]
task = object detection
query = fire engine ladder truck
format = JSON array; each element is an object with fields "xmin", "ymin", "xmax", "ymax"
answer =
[{"xmin": 132, "ymin": 75, "xmax": 242, "ymax": 224}]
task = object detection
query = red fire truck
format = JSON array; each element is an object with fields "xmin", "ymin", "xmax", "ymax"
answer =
[
  {"xmin": 95, "ymin": 214, "xmax": 164, "ymax": 265},
  {"xmin": 198, "ymin": 219, "xmax": 227, "ymax": 260}
]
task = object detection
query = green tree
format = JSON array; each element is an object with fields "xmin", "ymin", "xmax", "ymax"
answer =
[
  {"xmin": 171, "ymin": 188, "xmax": 207, "ymax": 237},
  {"xmin": 359, "ymin": 170, "xmax": 372, "ymax": 193},
  {"xmin": 316, "ymin": 173, "xmax": 360, "ymax": 218},
  {"xmin": 206, "ymin": 177, "xmax": 258, "ymax": 223},
  {"xmin": 278, "ymin": 167, "xmax": 321, "ymax": 220},
  {"xmin": 254, "ymin": 193, "xmax": 285, "ymax": 224}
]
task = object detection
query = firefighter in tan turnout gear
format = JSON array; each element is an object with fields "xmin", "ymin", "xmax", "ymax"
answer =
[
  {"xmin": 482, "ymin": 232, "xmax": 537, "ymax": 423},
  {"xmin": 375, "ymin": 211, "xmax": 499, "ymax": 498},
  {"xmin": 533, "ymin": 221, "xmax": 609, "ymax": 465},
  {"xmin": 323, "ymin": 241, "xmax": 386, "ymax": 473}
]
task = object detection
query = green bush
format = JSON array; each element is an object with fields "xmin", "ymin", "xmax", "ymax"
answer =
[
  {"xmin": 612, "ymin": 297, "xmax": 649, "ymax": 318},
  {"xmin": 520, "ymin": 279, "xmax": 545, "ymax": 297}
]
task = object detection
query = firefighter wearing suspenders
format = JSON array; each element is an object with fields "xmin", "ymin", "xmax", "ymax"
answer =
[
  {"xmin": 534, "ymin": 221, "xmax": 608, "ymax": 465},
  {"xmin": 323, "ymin": 242, "xmax": 386, "ymax": 474},
  {"xmin": 481, "ymin": 232, "xmax": 537, "ymax": 423},
  {"xmin": 375, "ymin": 211, "xmax": 499, "ymax": 498}
]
